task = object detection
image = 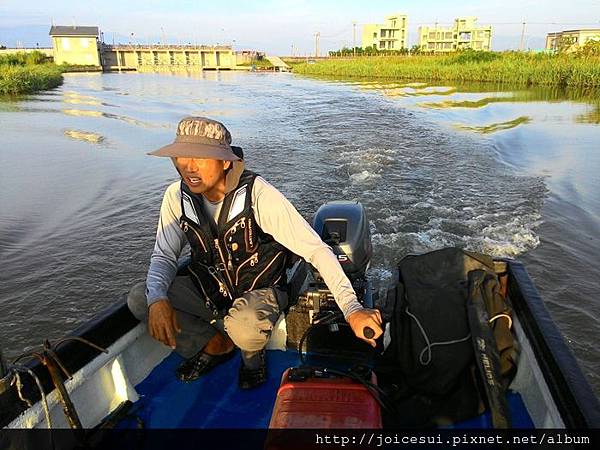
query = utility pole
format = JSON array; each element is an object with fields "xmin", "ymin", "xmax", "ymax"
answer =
[
  {"xmin": 314, "ymin": 32, "xmax": 320, "ymax": 57},
  {"xmin": 353, "ymin": 21, "xmax": 357, "ymax": 57},
  {"xmin": 520, "ymin": 21, "xmax": 526, "ymax": 51}
]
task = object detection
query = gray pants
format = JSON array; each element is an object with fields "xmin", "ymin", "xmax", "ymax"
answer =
[{"xmin": 127, "ymin": 276, "xmax": 287, "ymax": 368}]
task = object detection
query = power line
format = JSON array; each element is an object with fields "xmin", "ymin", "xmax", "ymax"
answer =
[{"xmin": 319, "ymin": 25, "xmax": 352, "ymax": 39}]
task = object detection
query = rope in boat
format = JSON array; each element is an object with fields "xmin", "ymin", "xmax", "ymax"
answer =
[
  {"xmin": 405, "ymin": 307, "xmax": 472, "ymax": 366},
  {"xmin": 489, "ymin": 313, "xmax": 513, "ymax": 329},
  {"xmin": 11, "ymin": 364, "xmax": 53, "ymax": 429},
  {"xmin": 8, "ymin": 336, "xmax": 108, "ymax": 429}
]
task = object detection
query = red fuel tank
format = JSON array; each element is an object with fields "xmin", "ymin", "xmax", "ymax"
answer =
[{"xmin": 269, "ymin": 368, "xmax": 382, "ymax": 429}]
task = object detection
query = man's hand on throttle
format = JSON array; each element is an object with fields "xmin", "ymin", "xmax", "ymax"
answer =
[
  {"xmin": 148, "ymin": 299, "xmax": 181, "ymax": 349},
  {"xmin": 347, "ymin": 308, "xmax": 383, "ymax": 348}
]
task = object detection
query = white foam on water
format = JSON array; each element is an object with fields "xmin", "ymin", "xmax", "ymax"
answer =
[
  {"xmin": 350, "ymin": 170, "xmax": 381, "ymax": 183},
  {"xmin": 368, "ymin": 266, "xmax": 394, "ymax": 283},
  {"xmin": 339, "ymin": 148, "xmax": 396, "ymax": 177},
  {"xmin": 359, "ymin": 140, "xmax": 546, "ymax": 268},
  {"xmin": 379, "ymin": 215, "xmax": 406, "ymax": 226},
  {"xmin": 474, "ymin": 214, "xmax": 542, "ymax": 256},
  {"xmin": 371, "ymin": 209, "xmax": 542, "ymax": 262}
]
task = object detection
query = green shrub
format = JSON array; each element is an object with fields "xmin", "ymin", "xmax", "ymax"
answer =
[
  {"xmin": 447, "ymin": 50, "xmax": 500, "ymax": 64},
  {"xmin": 0, "ymin": 51, "xmax": 49, "ymax": 66},
  {"xmin": 0, "ymin": 64, "xmax": 63, "ymax": 95},
  {"xmin": 0, "ymin": 51, "xmax": 64, "ymax": 94},
  {"xmin": 579, "ymin": 40, "xmax": 600, "ymax": 57}
]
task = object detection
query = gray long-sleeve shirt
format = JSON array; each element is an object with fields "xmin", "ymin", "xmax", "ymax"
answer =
[{"xmin": 146, "ymin": 176, "xmax": 363, "ymax": 319}]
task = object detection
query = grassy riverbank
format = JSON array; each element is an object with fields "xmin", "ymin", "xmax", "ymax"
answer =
[
  {"xmin": 237, "ymin": 59, "xmax": 274, "ymax": 69},
  {"xmin": 293, "ymin": 51, "xmax": 600, "ymax": 88},
  {"xmin": 0, "ymin": 51, "xmax": 63, "ymax": 95}
]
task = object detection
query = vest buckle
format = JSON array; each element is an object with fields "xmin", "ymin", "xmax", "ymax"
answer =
[{"xmin": 204, "ymin": 300, "xmax": 219, "ymax": 316}]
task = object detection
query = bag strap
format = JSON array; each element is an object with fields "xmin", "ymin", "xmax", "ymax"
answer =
[{"xmin": 466, "ymin": 269, "xmax": 512, "ymax": 428}]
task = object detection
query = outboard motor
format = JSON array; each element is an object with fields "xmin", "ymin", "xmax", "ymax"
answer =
[
  {"xmin": 270, "ymin": 201, "xmax": 383, "ymax": 430},
  {"xmin": 286, "ymin": 201, "xmax": 375, "ymax": 367},
  {"xmin": 313, "ymin": 200, "xmax": 373, "ymax": 280}
]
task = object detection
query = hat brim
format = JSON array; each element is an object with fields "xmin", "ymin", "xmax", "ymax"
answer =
[{"xmin": 148, "ymin": 142, "xmax": 241, "ymax": 161}]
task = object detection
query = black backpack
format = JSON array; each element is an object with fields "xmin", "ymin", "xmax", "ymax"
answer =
[{"xmin": 376, "ymin": 248, "xmax": 517, "ymax": 428}]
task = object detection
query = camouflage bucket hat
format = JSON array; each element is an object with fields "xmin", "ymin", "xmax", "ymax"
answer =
[{"xmin": 148, "ymin": 116, "xmax": 241, "ymax": 161}]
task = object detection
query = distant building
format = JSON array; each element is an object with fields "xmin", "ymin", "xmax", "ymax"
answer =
[
  {"xmin": 546, "ymin": 29, "xmax": 600, "ymax": 52},
  {"xmin": 419, "ymin": 17, "xmax": 492, "ymax": 53},
  {"xmin": 49, "ymin": 24, "xmax": 235, "ymax": 71},
  {"xmin": 362, "ymin": 14, "xmax": 408, "ymax": 51},
  {"xmin": 49, "ymin": 26, "xmax": 101, "ymax": 66},
  {"xmin": 101, "ymin": 44, "xmax": 235, "ymax": 71}
]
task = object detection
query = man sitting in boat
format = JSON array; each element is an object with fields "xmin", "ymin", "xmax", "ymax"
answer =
[{"xmin": 127, "ymin": 116, "xmax": 383, "ymax": 389}]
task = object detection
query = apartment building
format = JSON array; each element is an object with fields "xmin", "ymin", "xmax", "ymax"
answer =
[
  {"xmin": 362, "ymin": 14, "xmax": 408, "ymax": 50},
  {"xmin": 546, "ymin": 29, "xmax": 600, "ymax": 52},
  {"xmin": 419, "ymin": 17, "xmax": 492, "ymax": 53}
]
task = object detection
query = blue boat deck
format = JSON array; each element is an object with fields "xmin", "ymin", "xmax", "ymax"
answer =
[{"xmin": 117, "ymin": 349, "xmax": 534, "ymax": 429}]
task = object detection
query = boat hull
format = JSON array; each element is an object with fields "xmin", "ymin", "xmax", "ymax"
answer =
[{"xmin": 1, "ymin": 260, "xmax": 599, "ymax": 430}]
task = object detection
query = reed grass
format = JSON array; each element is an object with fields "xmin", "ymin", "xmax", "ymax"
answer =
[
  {"xmin": 0, "ymin": 51, "xmax": 48, "ymax": 66},
  {"xmin": 0, "ymin": 64, "xmax": 63, "ymax": 95},
  {"xmin": 0, "ymin": 51, "xmax": 64, "ymax": 95},
  {"xmin": 293, "ymin": 52, "xmax": 600, "ymax": 88}
]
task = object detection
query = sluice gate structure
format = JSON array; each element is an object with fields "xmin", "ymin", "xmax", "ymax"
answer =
[
  {"xmin": 48, "ymin": 25, "xmax": 236, "ymax": 72},
  {"xmin": 101, "ymin": 44, "xmax": 235, "ymax": 71}
]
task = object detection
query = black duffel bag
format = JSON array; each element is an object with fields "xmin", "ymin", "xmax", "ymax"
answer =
[{"xmin": 376, "ymin": 247, "xmax": 517, "ymax": 428}]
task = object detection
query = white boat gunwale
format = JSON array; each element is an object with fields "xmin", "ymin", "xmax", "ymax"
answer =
[{"xmin": 505, "ymin": 259, "xmax": 600, "ymax": 428}]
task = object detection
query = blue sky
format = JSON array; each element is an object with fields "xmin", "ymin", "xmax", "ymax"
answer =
[{"xmin": 1, "ymin": 0, "xmax": 599, "ymax": 53}]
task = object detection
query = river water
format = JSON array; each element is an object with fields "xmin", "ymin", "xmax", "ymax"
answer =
[{"xmin": 1, "ymin": 71, "xmax": 599, "ymax": 394}]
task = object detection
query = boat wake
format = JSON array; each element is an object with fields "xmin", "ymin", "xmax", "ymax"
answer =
[{"xmin": 334, "ymin": 141, "xmax": 546, "ymax": 284}]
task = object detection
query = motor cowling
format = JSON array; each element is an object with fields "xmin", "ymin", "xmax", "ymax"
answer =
[{"xmin": 312, "ymin": 200, "xmax": 372, "ymax": 280}]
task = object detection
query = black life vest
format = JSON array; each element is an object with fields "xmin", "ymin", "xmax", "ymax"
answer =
[{"xmin": 179, "ymin": 170, "xmax": 290, "ymax": 314}]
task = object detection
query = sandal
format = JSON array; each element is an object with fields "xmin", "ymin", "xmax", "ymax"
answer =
[
  {"xmin": 238, "ymin": 350, "xmax": 267, "ymax": 389},
  {"xmin": 176, "ymin": 348, "xmax": 236, "ymax": 382}
]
